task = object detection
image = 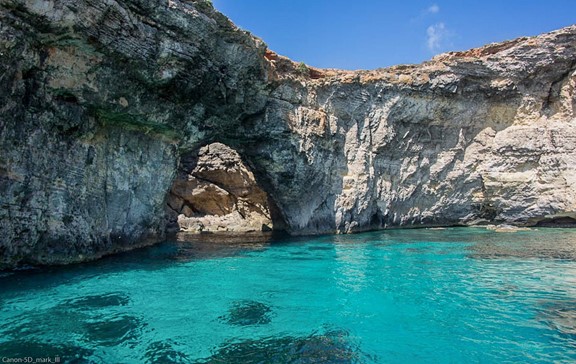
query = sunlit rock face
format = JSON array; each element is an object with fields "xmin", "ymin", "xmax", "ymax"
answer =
[
  {"xmin": 262, "ymin": 32, "xmax": 576, "ymax": 234},
  {"xmin": 166, "ymin": 143, "xmax": 274, "ymax": 233},
  {"xmin": 1, "ymin": 0, "xmax": 575, "ymax": 267}
]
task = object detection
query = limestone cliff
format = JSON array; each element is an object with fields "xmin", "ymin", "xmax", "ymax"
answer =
[
  {"xmin": 0, "ymin": 0, "xmax": 575, "ymax": 268},
  {"xmin": 263, "ymin": 32, "xmax": 576, "ymax": 234},
  {"xmin": 0, "ymin": 0, "xmax": 270, "ymax": 268}
]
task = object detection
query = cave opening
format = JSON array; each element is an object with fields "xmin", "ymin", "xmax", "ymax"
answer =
[
  {"xmin": 166, "ymin": 142, "xmax": 285, "ymax": 234},
  {"xmin": 535, "ymin": 216, "xmax": 576, "ymax": 228}
]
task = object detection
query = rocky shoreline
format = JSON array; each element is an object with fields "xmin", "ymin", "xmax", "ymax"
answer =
[{"xmin": 1, "ymin": 0, "xmax": 575, "ymax": 268}]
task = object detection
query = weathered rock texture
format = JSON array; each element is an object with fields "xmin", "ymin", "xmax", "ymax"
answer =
[
  {"xmin": 167, "ymin": 142, "xmax": 274, "ymax": 233},
  {"xmin": 1, "ymin": 0, "xmax": 575, "ymax": 268},
  {"xmin": 0, "ymin": 0, "xmax": 272, "ymax": 268},
  {"xmin": 266, "ymin": 35, "xmax": 576, "ymax": 234}
]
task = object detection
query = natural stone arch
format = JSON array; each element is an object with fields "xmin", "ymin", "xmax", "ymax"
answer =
[{"xmin": 166, "ymin": 142, "xmax": 286, "ymax": 233}]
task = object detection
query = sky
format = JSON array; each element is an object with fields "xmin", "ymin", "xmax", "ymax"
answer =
[{"xmin": 211, "ymin": 0, "xmax": 576, "ymax": 70}]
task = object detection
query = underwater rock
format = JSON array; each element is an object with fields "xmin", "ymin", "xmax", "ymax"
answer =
[
  {"xmin": 485, "ymin": 225, "xmax": 533, "ymax": 233},
  {"xmin": 62, "ymin": 292, "xmax": 131, "ymax": 309},
  {"xmin": 144, "ymin": 340, "xmax": 190, "ymax": 363},
  {"xmin": 219, "ymin": 300, "xmax": 273, "ymax": 326},
  {"xmin": 199, "ymin": 329, "xmax": 361, "ymax": 364},
  {"xmin": 83, "ymin": 314, "xmax": 143, "ymax": 346},
  {"xmin": 0, "ymin": 299, "xmax": 143, "ymax": 353},
  {"xmin": 468, "ymin": 234, "xmax": 576, "ymax": 260},
  {"xmin": 537, "ymin": 300, "xmax": 576, "ymax": 340}
]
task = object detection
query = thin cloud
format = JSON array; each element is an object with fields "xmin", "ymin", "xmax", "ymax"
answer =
[
  {"xmin": 411, "ymin": 4, "xmax": 440, "ymax": 23},
  {"xmin": 427, "ymin": 4, "xmax": 440, "ymax": 14},
  {"xmin": 426, "ymin": 22, "xmax": 452, "ymax": 53}
]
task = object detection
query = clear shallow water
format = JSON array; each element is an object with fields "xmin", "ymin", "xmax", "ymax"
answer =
[{"xmin": 1, "ymin": 228, "xmax": 576, "ymax": 363}]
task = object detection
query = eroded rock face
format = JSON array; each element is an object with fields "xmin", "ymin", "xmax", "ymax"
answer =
[
  {"xmin": 259, "ymin": 29, "xmax": 576, "ymax": 234},
  {"xmin": 1, "ymin": 0, "xmax": 575, "ymax": 267},
  {"xmin": 0, "ymin": 0, "xmax": 268, "ymax": 267},
  {"xmin": 167, "ymin": 143, "xmax": 274, "ymax": 233}
]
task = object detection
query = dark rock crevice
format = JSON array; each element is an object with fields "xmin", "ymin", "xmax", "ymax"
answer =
[{"xmin": 534, "ymin": 216, "xmax": 576, "ymax": 228}]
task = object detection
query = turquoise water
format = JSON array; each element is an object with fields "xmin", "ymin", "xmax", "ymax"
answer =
[{"xmin": 1, "ymin": 228, "xmax": 576, "ymax": 363}]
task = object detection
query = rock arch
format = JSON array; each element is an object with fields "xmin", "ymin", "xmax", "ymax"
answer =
[{"xmin": 166, "ymin": 142, "xmax": 286, "ymax": 233}]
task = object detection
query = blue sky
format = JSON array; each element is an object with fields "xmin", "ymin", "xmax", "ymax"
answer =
[{"xmin": 211, "ymin": 0, "xmax": 576, "ymax": 70}]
